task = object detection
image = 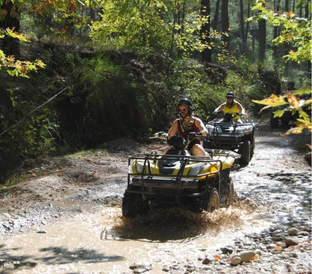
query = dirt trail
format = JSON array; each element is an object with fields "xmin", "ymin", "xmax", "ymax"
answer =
[{"xmin": 0, "ymin": 121, "xmax": 311, "ymax": 274}]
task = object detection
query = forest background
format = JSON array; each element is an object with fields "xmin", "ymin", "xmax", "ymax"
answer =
[{"xmin": 0, "ymin": 0, "xmax": 311, "ymax": 184}]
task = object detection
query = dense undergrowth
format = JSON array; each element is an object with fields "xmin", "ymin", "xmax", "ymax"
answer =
[{"xmin": 0, "ymin": 41, "xmax": 289, "ymax": 184}]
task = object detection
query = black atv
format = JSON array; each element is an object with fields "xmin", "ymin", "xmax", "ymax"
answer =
[
  {"xmin": 122, "ymin": 132, "xmax": 238, "ymax": 218},
  {"xmin": 204, "ymin": 112, "xmax": 257, "ymax": 166}
]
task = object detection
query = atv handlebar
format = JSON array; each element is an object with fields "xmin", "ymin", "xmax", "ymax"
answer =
[
  {"xmin": 215, "ymin": 110, "xmax": 243, "ymax": 116},
  {"xmin": 149, "ymin": 131, "xmax": 168, "ymax": 140},
  {"xmin": 150, "ymin": 131, "xmax": 203, "ymax": 139}
]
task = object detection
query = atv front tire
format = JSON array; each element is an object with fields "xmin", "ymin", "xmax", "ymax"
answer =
[
  {"xmin": 122, "ymin": 191, "xmax": 149, "ymax": 218},
  {"xmin": 220, "ymin": 169, "xmax": 233, "ymax": 207},
  {"xmin": 206, "ymin": 188, "xmax": 220, "ymax": 212},
  {"xmin": 240, "ymin": 140, "xmax": 251, "ymax": 166}
]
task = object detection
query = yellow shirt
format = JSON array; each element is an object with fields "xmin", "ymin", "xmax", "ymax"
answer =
[{"xmin": 222, "ymin": 103, "xmax": 241, "ymax": 120}]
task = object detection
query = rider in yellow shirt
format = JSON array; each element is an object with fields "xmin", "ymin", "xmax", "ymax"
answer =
[{"xmin": 213, "ymin": 91, "xmax": 245, "ymax": 124}]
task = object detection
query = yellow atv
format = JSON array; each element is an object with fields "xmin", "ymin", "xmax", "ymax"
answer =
[{"xmin": 122, "ymin": 132, "xmax": 238, "ymax": 218}]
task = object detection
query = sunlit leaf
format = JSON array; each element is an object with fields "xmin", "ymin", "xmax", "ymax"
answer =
[
  {"xmin": 288, "ymin": 11, "xmax": 295, "ymax": 18},
  {"xmin": 282, "ymin": 127, "xmax": 304, "ymax": 136},
  {"xmin": 272, "ymin": 109, "xmax": 285, "ymax": 118},
  {"xmin": 252, "ymin": 94, "xmax": 287, "ymax": 107},
  {"xmin": 306, "ymin": 144, "xmax": 312, "ymax": 150},
  {"xmin": 287, "ymin": 93, "xmax": 300, "ymax": 109},
  {"xmin": 257, "ymin": 105, "xmax": 272, "ymax": 114}
]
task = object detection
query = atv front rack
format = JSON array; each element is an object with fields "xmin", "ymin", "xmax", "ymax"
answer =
[
  {"xmin": 205, "ymin": 120, "xmax": 256, "ymax": 149},
  {"xmin": 126, "ymin": 153, "xmax": 226, "ymax": 201}
]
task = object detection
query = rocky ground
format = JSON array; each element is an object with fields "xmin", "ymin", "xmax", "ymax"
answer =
[{"xmin": 0, "ymin": 122, "xmax": 311, "ymax": 274}]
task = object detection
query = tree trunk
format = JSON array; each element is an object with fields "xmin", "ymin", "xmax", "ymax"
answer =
[
  {"xmin": 258, "ymin": 18, "xmax": 266, "ymax": 64},
  {"xmin": 273, "ymin": 0, "xmax": 281, "ymax": 65},
  {"xmin": 245, "ymin": 2, "xmax": 250, "ymax": 54},
  {"xmin": 0, "ymin": 1, "xmax": 21, "ymax": 57},
  {"xmin": 201, "ymin": 0, "xmax": 211, "ymax": 62},
  {"xmin": 305, "ymin": 2, "xmax": 310, "ymax": 18},
  {"xmin": 239, "ymin": 0, "xmax": 245, "ymax": 53},
  {"xmin": 212, "ymin": 0, "xmax": 220, "ymax": 30},
  {"xmin": 292, "ymin": 0, "xmax": 296, "ymax": 12},
  {"xmin": 221, "ymin": 0, "xmax": 229, "ymax": 47}
]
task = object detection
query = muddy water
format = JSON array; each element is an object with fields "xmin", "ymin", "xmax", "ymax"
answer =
[
  {"xmin": 0, "ymin": 124, "xmax": 311, "ymax": 274},
  {"xmin": 0, "ymin": 203, "xmax": 272, "ymax": 274}
]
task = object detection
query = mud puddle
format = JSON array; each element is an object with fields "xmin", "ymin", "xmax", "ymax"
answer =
[{"xmin": 0, "ymin": 202, "xmax": 272, "ymax": 274}]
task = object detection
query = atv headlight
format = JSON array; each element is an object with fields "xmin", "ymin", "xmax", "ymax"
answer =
[
  {"xmin": 135, "ymin": 161, "xmax": 145, "ymax": 174},
  {"xmin": 188, "ymin": 164, "xmax": 205, "ymax": 176}
]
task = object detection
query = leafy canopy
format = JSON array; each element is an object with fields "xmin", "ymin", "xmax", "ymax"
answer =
[
  {"xmin": 89, "ymin": 0, "xmax": 210, "ymax": 57},
  {"xmin": 250, "ymin": 0, "xmax": 311, "ymax": 137},
  {"xmin": 0, "ymin": 29, "xmax": 45, "ymax": 77},
  {"xmin": 249, "ymin": 0, "xmax": 311, "ymax": 63}
]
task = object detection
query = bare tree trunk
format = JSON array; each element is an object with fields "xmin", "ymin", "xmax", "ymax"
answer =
[
  {"xmin": 258, "ymin": 18, "xmax": 266, "ymax": 64},
  {"xmin": 212, "ymin": 0, "xmax": 220, "ymax": 30},
  {"xmin": 177, "ymin": 1, "xmax": 186, "ymax": 57},
  {"xmin": 201, "ymin": 0, "xmax": 211, "ymax": 62},
  {"xmin": 239, "ymin": 0, "xmax": 245, "ymax": 53},
  {"xmin": 292, "ymin": 0, "xmax": 296, "ymax": 12},
  {"xmin": 245, "ymin": 2, "xmax": 250, "ymax": 53},
  {"xmin": 273, "ymin": 0, "xmax": 281, "ymax": 65},
  {"xmin": 305, "ymin": 2, "xmax": 310, "ymax": 18},
  {"xmin": 221, "ymin": 0, "xmax": 229, "ymax": 47},
  {"xmin": 0, "ymin": 1, "xmax": 21, "ymax": 57}
]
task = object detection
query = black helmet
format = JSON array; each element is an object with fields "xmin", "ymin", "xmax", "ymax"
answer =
[
  {"xmin": 177, "ymin": 98, "xmax": 193, "ymax": 114},
  {"xmin": 226, "ymin": 91, "xmax": 235, "ymax": 98}
]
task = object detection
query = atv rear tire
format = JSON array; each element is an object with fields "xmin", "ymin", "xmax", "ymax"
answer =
[
  {"xmin": 240, "ymin": 140, "xmax": 251, "ymax": 166},
  {"xmin": 206, "ymin": 188, "xmax": 220, "ymax": 212},
  {"xmin": 122, "ymin": 191, "xmax": 149, "ymax": 218},
  {"xmin": 250, "ymin": 134, "xmax": 255, "ymax": 159}
]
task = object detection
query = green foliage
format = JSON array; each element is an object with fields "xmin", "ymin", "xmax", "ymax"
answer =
[
  {"xmin": 250, "ymin": 0, "xmax": 312, "ymax": 64},
  {"xmin": 253, "ymin": 87, "xmax": 312, "ymax": 135},
  {"xmin": 0, "ymin": 73, "xmax": 59, "ymax": 181},
  {"xmin": 250, "ymin": 0, "xmax": 311, "ymax": 137},
  {"xmin": 89, "ymin": 0, "xmax": 211, "ymax": 57},
  {"xmin": 90, "ymin": 0, "xmax": 172, "ymax": 54},
  {"xmin": 0, "ymin": 29, "xmax": 46, "ymax": 77},
  {"xmin": 2, "ymin": 0, "xmax": 310, "ymax": 184}
]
